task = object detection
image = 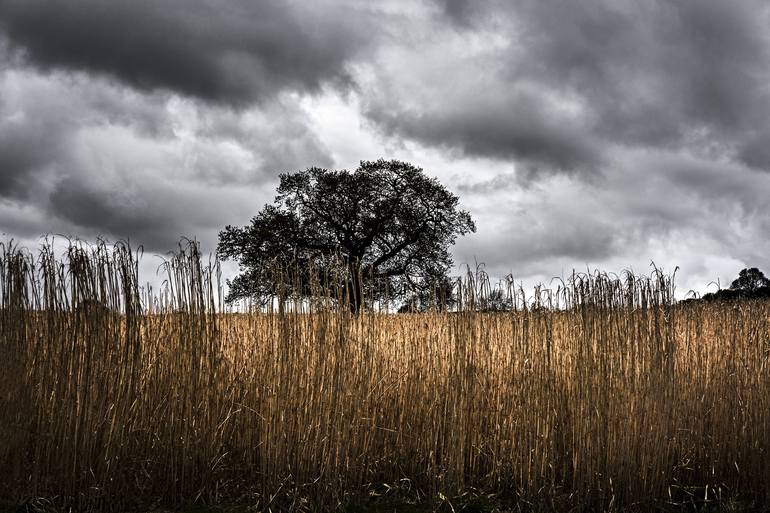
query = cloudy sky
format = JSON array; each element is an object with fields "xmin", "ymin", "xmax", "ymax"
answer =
[{"xmin": 1, "ymin": 0, "xmax": 769, "ymax": 296}]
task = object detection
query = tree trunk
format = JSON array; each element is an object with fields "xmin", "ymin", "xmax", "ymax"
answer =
[{"xmin": 347, "ymin": 262, "xmax": 363, "ymax": 314}]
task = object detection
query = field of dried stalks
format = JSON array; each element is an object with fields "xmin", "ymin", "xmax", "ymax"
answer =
[{"xmin": 1, "ymin": 241, "xmax": 769, "ymax": 512}]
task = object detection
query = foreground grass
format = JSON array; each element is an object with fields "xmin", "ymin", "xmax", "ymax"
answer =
[
  {"xmin": 4, "ymin": 487, "xmax": 768, "ymax": 513},
  {"xmin": 1, "ymin": 241, "xmax": 769, "ymax": 512}
]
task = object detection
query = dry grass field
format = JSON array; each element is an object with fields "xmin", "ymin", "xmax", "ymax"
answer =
[{"xmin": 1, "ymin": 241, "xmax": 769, "ymax": 512}]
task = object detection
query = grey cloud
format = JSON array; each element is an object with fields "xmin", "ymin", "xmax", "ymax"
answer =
[
  {"xmin": 519, "ymin": 0, "xmax": 770, "ymax": 148},
  {"xmin": 368, "ymin": 89, "xmax": 602, "ymax": 175},
  {"xmin": 739, "ymin": 134, "xmax": 770, "ymax": 171},
  {"xmin": 435, "ymin": 0, "xmax": 476, "ymax": 27},
  {"xmin": 451, "ymin": 146, "xmax": 770, "ymax": 283},
  {"xmin": 456, "ymin": 173, "xmax": 517, "ymax": 195},
  {"xmin": 453, "ymin": 213, "xmax": 620, "ymax": 279},
  {"xmin": 0, "ymin": 0, "xmax": 368, "ymax": 104},
  {"xmin": 364, "ymin": 0, "xmax": 770, "ymax": 178},
  {"xmin": 189, "ymin": 101, "xmax": 333, "ymax": 185},
  {"xmin": 0, "ymin": 67, "xmax": 334, "ymax": 252},
  {"xmin": 48, "ymin": 176, "xmax": 176, "ymax": 247},
  {"xmin": 634, "ymin": 153, "xmax": 770, "ymax": 230},
  {"xmin": 506, "ymin": 220, "xmax": 618, "ymax": 264},
  {"xmin": 0, "ymin": 68, "xmax": 173, "ymax": 201},
  {"xmin": 45, "ymin": 168, "xmax": 263, "ymax": 253},
  {"xmin": 0, "ymin": 199, "xmax": 52, "ymax": 241},
  {"xmin": 0, "ymin": 86, "xmax": 69, "ymax": 199},
  {"xmin": 0, "ymin": 123, "xmax": 55, "ymax": 198}
]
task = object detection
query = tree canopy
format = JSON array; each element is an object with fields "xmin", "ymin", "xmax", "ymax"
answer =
[
  {"xmin": 730, "ymin": 267, "xmax": 770, "ymax": 291},
  {"xmin": 217, "ymin": 159, "xmax": 475, "ymax": 311},
  {"xmin": 696, "ymin": 267, "xmax": 770, "ymax": 302},
  {"xmin": 397, "ymin": 274, "xmax": 457, "ymax": 313}
]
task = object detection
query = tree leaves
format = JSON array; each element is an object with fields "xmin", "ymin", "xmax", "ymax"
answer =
[{"xmin": 217, "ymin": 159, "xmax": 475, "ymax": 309}]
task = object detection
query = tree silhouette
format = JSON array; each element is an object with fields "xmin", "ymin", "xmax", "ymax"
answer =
[
  {"xmin": 699, "ymin": 267, "xmax": 770, "ymax": 302},
  {"xmin": 478, "ymin": 289, "xmax": 513, "ymax": 312},
  {"xmin": 398, "ymin": 274, "xmax": 457, "ymax": 313},
  {"xmin": 730, "ymin": 267, "xmax": 770, "ymax": 291},
  {"xmin": 217, "ymin": 159, "xmax": 475, "ymax": 312}
]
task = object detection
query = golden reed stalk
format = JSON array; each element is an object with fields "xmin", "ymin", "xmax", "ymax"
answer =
[{"xmin": 1, "ymin": 240, "xmax": 768, "ymax": 511}]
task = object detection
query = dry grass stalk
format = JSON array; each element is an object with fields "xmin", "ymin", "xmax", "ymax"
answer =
[{"xmin": 0, "ymin": 240, "xmax": 768, "ymax": 511}]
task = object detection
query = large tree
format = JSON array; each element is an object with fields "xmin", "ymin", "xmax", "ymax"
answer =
[{"xmin": 217, "ymin": 159, "xmax": 475, "ymax": 311}]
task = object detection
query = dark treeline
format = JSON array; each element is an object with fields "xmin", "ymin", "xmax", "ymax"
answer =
[{"xmin": 684, "ymin": 267, "xmax": 770, "ymax": 303}]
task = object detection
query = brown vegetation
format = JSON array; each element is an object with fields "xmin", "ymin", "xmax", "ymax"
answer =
[{"xmin": 1, "ymin": 241, "xmax": 769, "ymax": 511}]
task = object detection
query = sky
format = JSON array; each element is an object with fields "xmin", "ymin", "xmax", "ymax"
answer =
[{"xmin": 1, "ymin": 0, "xmax": 769, "ymax": 297}]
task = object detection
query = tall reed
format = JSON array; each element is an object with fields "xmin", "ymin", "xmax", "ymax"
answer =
[{"xmin": 1, "ymin": 240, "xmax": 768, "ymax": 511}]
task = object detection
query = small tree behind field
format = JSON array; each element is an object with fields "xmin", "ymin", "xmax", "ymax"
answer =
[
  {"xmin": 701, "ymin": 267, "xmax": 770, "ymax": 301},
  {"xmin": 730, "ymin": 267, "xmax": 770, "ymax": 291}
]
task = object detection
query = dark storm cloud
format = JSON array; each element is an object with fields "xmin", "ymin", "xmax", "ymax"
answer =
[
  {"xmin": 48, "ymin": 176, "xmax": 176, "ymax": 247},
  {"xmin": 0, "ymin": 125, "xmax": 54, "ymax": 197},
  {"xmin": 739, "ymin": 134, "xmax": 770, "ymax": 171},
  {"xmin": 369, "ymin": 89, "xmax": 602, "ymax": 175},
  {"xmin": 0, "ymin": 79, "xmax": 71, "ymax": 199},
  {"xmin": 514, "ymin": 0, "xmax": 770, "ymax": 150},
  {"xmin": 0, "ymin": 62, "xmax": 189, "ymax": 209},
  {"xmin": 0, "ymin": 68, "xmax": 173, "ymax": 202},
  {"xmin": 436, "ymin": 0, "xmax": 476, "ymax": 27},
  {"xmin": 44, "ymin": 164, "xmax": 254, "ymax": 253},
  {"xmin": 0, "ymin": 0, "xmax": 350, "ymax": 252},
  {"xmin": 0, "ymin": 0, "xmax": 366, "ymax": 104},
  {"xmin": 0, "ymin": 0, "xmax": 356, "ymax": 252},
  {"xmin": 0, "ymin": 67, "xmax": 334, "ymax": 252},
  {"xmin": 504, "ymin": 218, "xmax": 618, "ymax": 264},
  {"xmin": 364, "ymin": 0, "xmax": 770, "ymax": 178},
  {"xmin": 450, "ymin": 145, "xmax": 770, "ymax": 286}
]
